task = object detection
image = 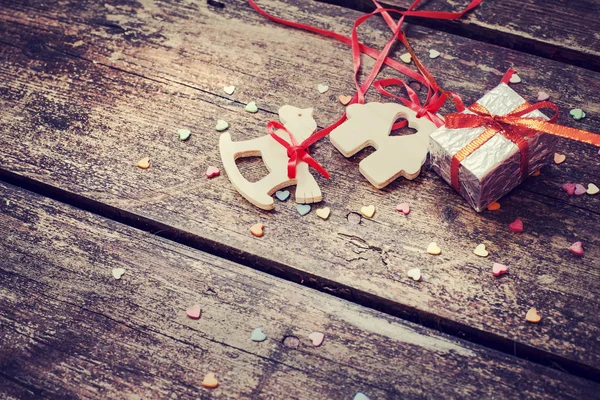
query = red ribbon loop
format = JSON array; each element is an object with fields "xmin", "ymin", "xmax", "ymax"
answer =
[{"xmin": 266, "ymin": 121, "xmax": 330, "ymax": 180}]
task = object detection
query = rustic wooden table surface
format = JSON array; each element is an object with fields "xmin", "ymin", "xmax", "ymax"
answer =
[{"xmin": 1, "ymin": 0, "xmax": 599, "ymax": 398}]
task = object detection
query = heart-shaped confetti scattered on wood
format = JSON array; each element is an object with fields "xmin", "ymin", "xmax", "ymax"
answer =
[
  {"xmin": 396, "ymin": 203, "xmax": 410, "ymax": 215},
  {"xmin": 223, "ymin": 85, "xmax": 236, "ymax": 95},
  {"xmin": 400, "ymin": 53, "xmax": 412, "ymax": 63},
  {"xmin": 250, "ymin": 223, "xmax": 264, "ymax": 237},
  {"xmin": 574, "ymin": 184, "xmax": 587, "ymax": 195},
  {"xmin": 587, "ymin": 183, "xmax": 599, "ymax": 195},
  {"xmin": 562, "ymin": 183, "xmax": 576, "ymax": 196},
  {"xmin": 531, "ymin": 170, "xmax": 541, "ymax": 177},
  {"xmin": 283, "ymin": 336, "xmax": 300, "ymax": 349},
  {"xmin": 308, "ymin": 331, "xmax": 325, "ymax": 347},
  {"xmin": 509, "ymin": 74, "xmax": 521, "ymax": 84},
  {"xmin": 215, "ymin": 120, "xmax": 229, "ymax": 131},
  {"xmin": 202, "ymin": 373, "xmax": 219, "ymax": 388},
  {"xmin": 426, "ymin": 242, "xmax": 441, "ymax": 255},
  {"xmin": 492, "ymin": 263, "xmax": 508, "ymax": 277},
  {"xmin": 428, "ymin": 49, "xmax": 440, "ymax": 59},
  {"xmin": 316, "ymin": 207, "xmax": 331, "ymax": 220},
  {"xmin": 275, "ymin": 190, "xmax": 290, "ymax": 201},
  {"xmin": 487, "ymin": 202, "xmax": 501, "ymax": 211},
  {"xmin": 186, "ymin": 304, "xmax": 201, "ymax": 319},
  {"xmin": 297, "ymin": 204, "xmax": 311, "ymax": 216},
  {"xmin": 317, "ymin": 84, "xmax": 329, "ymax": 94},
  {"xmin": 526, "ymin": 307, "xmax": 541, "ymax": 323},
  {"xmin": 112, "ymin": 268, "xmax": 125, "ymax": 280},
  {"xmin": 245, "ymin": 101, "xmax": 258, "ymax": 113},
  {"xmin": 407, "ymin": 268, "xmax": 421, "ymax": 281},
  {"xmin": 137, "ymin": 157, "xmax": 150, "ymax": 169},
  {"xmin": 354, "ymin": 393, "xmax": 370, "ymax": 400},
  {"xmin": 509, "ymin": 219, "xmax": 523, "ymax": 233},
  {"xmin": 553, "ymin": 153, "xmax": 566, "ymax": 164},
  {"xmin": 473, "ymin": 244, "xmax": 489, "ymax": 257},
  {"xmin": 251, "ymin": 327, "xmax": 267, "ymax": 342},
  {"xmin": 206, "ymin": 166, "xmax": 220, "ymax": 178},
  {"xmin": 360, "ymin": 205, "xmax": 375, "ymax": 218},
  {"xmin": 537, "ymin": 91, "xmax": 549, "ymax": 101},
  {"xmin": 569, "ymin": 108, "xmax": 586, "ymax": 120},
  {"xmin": 569, "ymin": 241, "xmax": 584, "ymax": 257},
  {"xmin": 338, "ymin": 95, "xmax": 352, "ymax": 105},
  {"xmin": 178, "ymin": 128, "xmax": 191, "ymax": 141}
]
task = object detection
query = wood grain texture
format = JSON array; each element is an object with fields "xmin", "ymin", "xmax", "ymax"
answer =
[
  {"xmin": 3, "ymin": 182, "xmax": 599, "ymax": 399},
  {"xmin": 320, "ymin": 0, "xmax": 600, "ymax": 72},
  {"xmin": 0, "ymin": 0, "xmax": 599, "ymax": 378}
]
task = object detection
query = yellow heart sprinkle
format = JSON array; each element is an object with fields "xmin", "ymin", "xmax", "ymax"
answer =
[
  {"xmin": 473, "ymin": 244, "xmax": 489, "ymax": 257},
  {"xmin": 407, "ymin": 268, "xmax": 421, "ymax": 281},
  {"xmin": 360, "ymin": 205, "xmax": 375, "ymax": 218},
  {"xmin": 587, "ymin": 183, "xmax": 599, "ymax": 195},
  {"xmin": 316, "ymin": 207, "xmax": 331, "ymax": 219},
  {"xmin": 426, "ymin": 242, "xmax": 441, "ymax": 255}
]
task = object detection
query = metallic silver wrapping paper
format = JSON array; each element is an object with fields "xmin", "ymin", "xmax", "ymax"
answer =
[{"xmin": 429, "ymin": 83, "xmax": 558, "ymax": 212}]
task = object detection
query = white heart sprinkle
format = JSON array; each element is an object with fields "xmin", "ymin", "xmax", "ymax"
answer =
[
  {"xmin": 400, "ymin": 53, "xmax": 412, "ymax": 64},
  {"xmin": 509, "ymin": 74, "xmax": 522, "ymax": 84},
  {"xmin": 317, "ymin": 84, "xmax": 329, "ymax": 94},
  {"xmin": 112, "ymin": 268, "xmax": 125, "ymax": 280},
  {"xmin": 428, "ymin": 49, "xmax": 441, "ymax": 59},
  {"xmin": 407, "ymin": 268, "xmax": 421, "ymax": 281},
  {"xmin": 223, "ymin": 85, "xmax": 235, "ymax": 95}
]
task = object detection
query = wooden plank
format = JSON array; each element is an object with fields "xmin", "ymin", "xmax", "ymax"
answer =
[
  {"xmin": 1, "ymin": 181, "xmax": 599, "ymax": 399},
  {"xmin": 0, "ymin": 0, "xmax": 599, "ymax": 378},
  {"xmin": 319, "ymin": 0, "xmax": 600, "ymax": 72}
]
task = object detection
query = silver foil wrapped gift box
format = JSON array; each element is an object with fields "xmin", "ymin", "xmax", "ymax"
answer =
[{"xmin": 429, "ymin": 83, "xmax": 557, "ymax": 212}]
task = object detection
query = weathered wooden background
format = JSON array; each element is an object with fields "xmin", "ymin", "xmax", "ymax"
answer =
[{"xmin": 0, "ymin": 0, "xmax": 599, "ymax": 398}]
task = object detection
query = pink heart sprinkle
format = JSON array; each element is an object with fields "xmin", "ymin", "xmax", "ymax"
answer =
[
  {"xmin": 509, "ymin": 219, "xmax": 523, "ymax": 233},
  {"xmin": 492, "ymin": 262, "xmax": 508, "ymax": 277},
  {"xmin": 308, "ymin": 331, "xmax": 325, "ymax": 347},
  {"xmin": 206, "ymin": 166, "xmax": 220, "ymax": 178},
  {"xmin": 574, "ymin": 184, "xmax": 587, "ymax": 195},
  {"xmin": 537, "ymin": 91, "xmax": 549, "ymax": 102},
  {"xmin": 569, "ymin": 241, "xmax": 584, "ymax": 257},
  {"xmin": 396, "ymin": 203, "xmax": 410, "ymax": 215},
  {"xmin": 186, "ymin": 304, "xmax": 202, "ymax": 319},
  {"xmin": 562, "ymin": 183, "xmax": 576, "ymax": 196}
]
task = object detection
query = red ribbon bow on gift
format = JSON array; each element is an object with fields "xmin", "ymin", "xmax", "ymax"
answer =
[
  {"xmin": 266, "ymin": 121, "xmax": 330, "ymax": 179},
  {"xmin": 445, "ymin": 71, "xmax": 600, "ymax": 190}
]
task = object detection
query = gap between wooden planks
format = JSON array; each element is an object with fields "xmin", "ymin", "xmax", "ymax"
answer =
[
  {"xmin": 1, "ymin": 181, "xmax": 600, "ymax": 399},
  {"xmin": 317, "ymin": 0, "xmax": 600, "ymax": 72},
  {"xmin": 0, "ymin": 0, "xmax": 599, "ymax": 381}
]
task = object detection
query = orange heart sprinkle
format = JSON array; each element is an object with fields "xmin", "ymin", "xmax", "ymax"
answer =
[
  {"xmin": 137, "ymin": 157, "xmax": 151, "ymax": 169},
  {"xmin": 250, "ymin": 223, "xmax": 264, "ymax": 237},
  {"xmin": 487, "ymin": 202, "xmax": 501, "ymax": 211},
  {"xmin": 202, "ymin": 373, "xmax": 219, "ymax": 388},
  {"xmin": 553, "ymin": 153, "xmax": 566, "ymax": 164},
  {"xmin": 526, "ymin": 307, "xmax": 541, "ymax": 323},
  {"xmin": 338, "ymin": 95, "xmax": 352, "ymax": 106},
  {"xmin": 531, "ymin": 170, "xmax": 541, "ymax": 177}
]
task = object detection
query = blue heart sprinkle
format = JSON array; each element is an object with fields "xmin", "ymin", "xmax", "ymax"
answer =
[
  {"xmin": 251, "ymin": 328, "xmax": 267, "ymax": 342},
  {"xmin": 296, "ymin": 204, "xmax": 311, "ymax": 216},
  {"xmin": 354, "ymin": 393, "xmax": 369, "ymax": 400},
  {"xmin": 275, "ymin": 190, "xmax": 290, "ymax": 201}
]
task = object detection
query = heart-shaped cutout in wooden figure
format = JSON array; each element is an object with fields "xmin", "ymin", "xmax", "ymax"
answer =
[
  {"xmin": 426, "ymin": 242, "xmax": 441, "ymax": 255},
  {"xmin": 569, "ymin": 241, "xmax": 584, "ymax": 257},
  {"xmin": 250, "ymin": 223, "xmax": 264, "ymax": 237},
  {"xmin": 206, "ymin": 166, "xmax": 220, "ymax": 178},
  {"xmin": 360, "ymin": 205, "xmax": 375, "ymax": 218},
  {"xmin": 473, "ymin": 244, "xmax": 489, "ymax": 257},
  {"xmin": 112, "ymin": 268, "xmax": 126, "ymax": 279},
  {"xmin": 316, "ymin": 207, "xmax": 330, "ymax": 220},
  {"xmin": 330, "ymin": 103, "xmax": 436, "ymax": 188},
  {"xmin": 308, "ymin": 331, "xmax": 325, "ymax": 347},
  {"xmin": 186, "ymin": 304, "xmax": 201, "ymax": 319},
  {"xmin": 492, "ymin": 263, "xmax": 508, "ymax": 277},
  {"xmin": 526, "ymin": 307, "xmax": 541, "ymax": 323},
  {"xmin": 407, "ymin": 268, "xmax": 421, "ymax": 281},
  {"xmin": 202, "ymin": 373, "xmax": 219, "ymax": 388},
  {"xmin": 509, "ymin": 219, "xmax": 524, "ymax": 233}
]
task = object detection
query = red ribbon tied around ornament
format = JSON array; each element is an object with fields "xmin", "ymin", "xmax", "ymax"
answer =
[
  {"xmin": 266, "ymin": 121, "xmax": 330, "ymax": 180},
  {"xmin": 445, "ymin": 90, "xmax": 600, "ymax": 190}
]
